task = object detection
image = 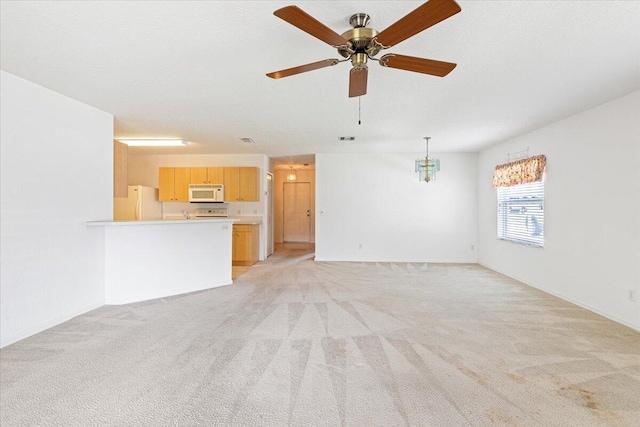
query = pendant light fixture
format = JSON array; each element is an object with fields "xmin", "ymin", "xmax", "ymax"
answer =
[
  {"xmin": 415, "ymin": 137, "xmax": 440, "ymax": 182},
  {"xmin": 287, "ymin": 165, "xmax": 297, "ymax": 181}
]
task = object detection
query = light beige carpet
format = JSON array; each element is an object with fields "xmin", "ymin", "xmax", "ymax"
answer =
[{"xmin": 1, "ymin": 246, "xmax": 639, "ymax": 426}]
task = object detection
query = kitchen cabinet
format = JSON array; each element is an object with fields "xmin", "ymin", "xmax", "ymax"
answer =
[
  {"xmin": 113, "ymin": 140, "xmax": 128, "ymax": 198},
  {"xmin": 232, "ymin": 224, "xmax": 259, "ymax": 266},
  {"xmin": 158, "ymin": 167, "xmax": 191, "ymax": 201},
  {"xmin": 190, "ymin": 167, "xmax": 224, "ymax": 185},
  {"xmin": 224, "ymin": 167, "xmax": 258, "ymax": 202},
  {"xmin": 159, "ymin": 166, "xmax": 257, "ymax": 202}
]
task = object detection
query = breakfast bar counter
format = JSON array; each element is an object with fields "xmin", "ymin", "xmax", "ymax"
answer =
[{"xmin": 87, "ymin": 219, "xmax": 236, "ymax": 304}]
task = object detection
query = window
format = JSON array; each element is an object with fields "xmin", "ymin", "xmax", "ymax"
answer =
[{"xmin": 497, "ymin": 181, "xmax": 544, "ymax": 247}]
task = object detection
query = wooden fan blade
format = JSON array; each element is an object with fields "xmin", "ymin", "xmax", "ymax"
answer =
[
  {"xmin": 267, "ymin": 59, "xmax": 340, "ymax": 79},
  {"xmin": 349, "ymin": 68, "xmax": 368, "ymax": 97},
  {"xmin": 375, "ymin": 0, "xmax": 461, "ymax": 48},
  {"xmin": 379, "ymin": 54, "xmax": 456, "ymax": 77},
  {"xmin": 274, "ymin": 5, "xmax": 350, "ymax": 47}
]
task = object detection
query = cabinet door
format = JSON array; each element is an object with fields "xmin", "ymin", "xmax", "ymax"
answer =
[
  {"xmin": 158, "ymin": 167, "xmax": 175, "ymax": 201},
  {"xmin": 224, "ymin": 167, "xmax": 240, "ymax": 201},
  {"xmin": 190, "ymin": 167, "xmax": 208, "ymax": 184},
  {"xmin": 239, "ymin": 167, "xmax": 258, "ymax": 201},
  {"xmin": 232, "ymin": 225, "xmax": 259, "ymax": 265},
  {"xmin": 174, "ymin": 167, "xmax": 191, "ymax": 201},
  {"xmin": 250, "ymin": 224, "xmax": 260, "ymax": 261},
  {"xmin": 207, "ymin": 167, "xmax": 224, "ymax": 184},
  {"xmin": 113, "ymin": 141, "xmax": 128, "ymax": 197},
  {"xmin": 232, "ymin": 227, "xmax": 251, "ymax": 262}
]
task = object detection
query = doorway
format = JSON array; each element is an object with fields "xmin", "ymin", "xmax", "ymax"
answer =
[
  {"xmin": 267, "ymin": 172, "xmax": 274, "ymax": 256},
  {"xmin": 283, "ymin": 182, "xmax": 310, "ymax": 242}
]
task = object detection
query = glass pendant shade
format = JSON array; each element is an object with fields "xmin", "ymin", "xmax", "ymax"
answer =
[
  {"xmin": 415, "ymin": 157, "xmax": 440, "ymax": 182},
  {"xmin": 415, "ymin": 137, "xmax": 440, "ymax": 182}
]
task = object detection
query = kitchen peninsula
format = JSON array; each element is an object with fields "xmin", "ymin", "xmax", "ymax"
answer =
[{"xmin": 87, "ymin": 218, "xmax": 235, "ymax": 304}]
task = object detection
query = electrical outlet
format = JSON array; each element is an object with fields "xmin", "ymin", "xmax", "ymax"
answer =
[
  {"xmin": 629, "ymin": 289, "xmax": 637, "ymax": 302},
  {"xmin": 358, "ymin": 243, "xmax": 362, "ymax": 250},
  {"xmin": 471, "ymin": 245, "xmax": 475, "ymax": 250},
  {"xmin": 254, "ymin": 209, "xmax": 258, "ymax": 215}
]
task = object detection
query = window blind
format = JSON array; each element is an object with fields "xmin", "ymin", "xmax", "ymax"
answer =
[{"xmin": 497, "ymin": 181, "xmax": 544, "ymax": 247}]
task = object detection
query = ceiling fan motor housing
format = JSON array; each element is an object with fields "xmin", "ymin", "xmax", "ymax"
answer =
[{"xmin": 338, "ymin": 14, "xmax": 380, "ymax": 58}]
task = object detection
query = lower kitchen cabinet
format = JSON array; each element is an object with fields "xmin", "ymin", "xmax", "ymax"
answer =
[{"xmin": 232, "ymin": 224, "xmax": 259, "ymax": 266}]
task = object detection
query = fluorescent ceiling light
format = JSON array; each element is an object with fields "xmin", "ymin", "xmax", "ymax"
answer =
[{"xmin": 116, "ymin": 138, "xmax": 187, "ymax": 147}]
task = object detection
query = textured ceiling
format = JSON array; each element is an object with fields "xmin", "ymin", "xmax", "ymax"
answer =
[{"xmin": 1, "ymin": 1, "xmax": 639, "ymax": 164}]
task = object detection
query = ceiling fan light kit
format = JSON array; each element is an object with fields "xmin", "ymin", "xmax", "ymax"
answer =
[{"xmin": 267, "ymin": 0, "xmax": 461, "ymax": 97}]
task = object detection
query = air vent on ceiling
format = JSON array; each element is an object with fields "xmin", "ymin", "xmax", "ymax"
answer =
[
  {"xmin": 240, "ymin": 138, "xmax": 255, "ymax": 144},
  {"xmin": 339, "ymin": 136, "xmax": 355, "ymax": 141}
]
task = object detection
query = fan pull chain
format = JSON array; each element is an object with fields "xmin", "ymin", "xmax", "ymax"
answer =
[{"xmin": 358, "ymin": 96, "xmax": 361, "ymax": 125}]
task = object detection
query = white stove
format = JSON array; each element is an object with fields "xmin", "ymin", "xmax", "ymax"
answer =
[{"xmin": 194, "ymin": 207, "xmax": 228, "ymax": 218}]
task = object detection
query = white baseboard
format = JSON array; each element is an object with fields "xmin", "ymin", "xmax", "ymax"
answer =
[
  {"xmin": 478, "ymin": 262, "xmax": 640, "ymax": 333},
  {"xmin": 105, "ymin": 281, "xmax": 232, "ymax": 305},
  {"xmin": 1, "ymin": 300, "xmax": 104, "ymax": 349}
]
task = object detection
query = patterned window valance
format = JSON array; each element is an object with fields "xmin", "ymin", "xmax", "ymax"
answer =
[{"xmin": 492, "ymin": 155, "xmax": 546, "ymax": 188}]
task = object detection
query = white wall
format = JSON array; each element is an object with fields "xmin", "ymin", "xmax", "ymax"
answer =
[
  {"xmin": 127, "ymin": 153, "xmax": 271, "ymax": 260},
  {"xmin": 0, "ymin": 71, "xmax": 113, "ymax": 347},
  {"xmin": 478, "ymin": 91, "xmax": 640, "ymax": 331},
  {"xmin": 316, "ymin": 152, "xmax": 478, "ymax": 262}
]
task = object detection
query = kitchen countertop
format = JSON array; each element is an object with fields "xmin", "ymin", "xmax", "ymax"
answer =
[
  {"xmin": 88, "ymin": 215, "xmax": 263, "ymax": 227},
  {"xmin": 87, "ymin": 218, "xmax": 237, "ymax": 226},
  {"xmin": 230, "ymin": 216, "xmax": 262, "ymax": 225}
]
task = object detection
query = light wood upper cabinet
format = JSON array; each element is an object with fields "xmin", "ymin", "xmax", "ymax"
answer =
[
  {"xmin": 207, "ymin": 167, "xmax": 224, "ymax": 184},
  {"xmin": 224, "ymin": 167, "xmax": 241, "ymax": 201},
  {"xmin": 240, "ymin": 167, "xmax": 258, "ymax": 201},
  {"xmin": 191, "ymin": 167, "xmax": 224, "ymax": 184},
  {"xmin": 224, "ymin": 167, "xmax": 258, "ymax": 202},
  {"xmin": 158, "ymin": 168, "xmax": 175, "ymax": 201},
  {"xmin": 159, "ymin": 167, "xmax": 191, "ymax": 201},
  {"xmin": 113, "ymin": 140, "xmax": 128, "ymax": 198},
  {"xmin": 174, "ymin": 168, "xmax": 190, "ymax": 201},
  {"xmin": 190, "ymin": 167, "xmax": 208, "ymax": 184},
  {"xmin": 159, "ymin": 166, "xmax": 256, "ymax": 202}
]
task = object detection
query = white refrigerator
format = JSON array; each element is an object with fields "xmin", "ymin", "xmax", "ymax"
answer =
[{"xmin": 114, "ymin": 185, "xmax": 162, "ymax": 221}]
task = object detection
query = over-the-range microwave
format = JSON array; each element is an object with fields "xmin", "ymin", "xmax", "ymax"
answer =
[{"xmin": 188, "ymin": 184, "xmax": 225, "ymax": 203}]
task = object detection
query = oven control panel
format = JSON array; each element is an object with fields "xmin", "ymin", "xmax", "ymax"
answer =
[{"xmin": 194, "ymin": 207, "xmax": 228, "ymax": 217}]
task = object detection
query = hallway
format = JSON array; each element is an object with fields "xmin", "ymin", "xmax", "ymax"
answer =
[{"xmin": 233, "ymin": 243, "xmax": 315, "ymax": 279}]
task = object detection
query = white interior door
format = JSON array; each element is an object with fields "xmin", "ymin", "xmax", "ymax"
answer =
[{"xmin": 283, "ymin": 182, "xmax": 310, "ymax": 242}]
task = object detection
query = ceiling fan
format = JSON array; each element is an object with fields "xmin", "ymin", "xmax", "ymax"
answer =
[{"xmin": 266, "ymin": 0, "xmax": 461, "ymax": 97}]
